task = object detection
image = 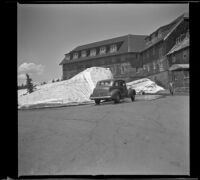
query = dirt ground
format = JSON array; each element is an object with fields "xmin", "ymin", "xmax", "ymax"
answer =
[{"xmin": 18, "ymin": 95, "xmax": 189, "ymax": 175}]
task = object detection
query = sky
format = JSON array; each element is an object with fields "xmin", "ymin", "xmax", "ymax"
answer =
[{"xmin": 17, "ymin": 3, "xmax": 189, "ymax": 85}]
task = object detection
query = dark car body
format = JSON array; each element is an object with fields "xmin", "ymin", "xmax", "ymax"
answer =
[{"xmin": 90, "ymin": 79, "xmax": 136, "ymax": 104}]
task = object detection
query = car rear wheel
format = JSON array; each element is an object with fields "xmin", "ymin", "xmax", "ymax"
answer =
[
  {"xmin": 114, "ymin": 94, "xmax": 120, "ymax": 104},
  {"xmin": 95, "ymin": 99, "xmax": 100, "ymax": 105},
  {"xmin": 131, "ymin": 95, "xmax": 135, "ymax": 102}
]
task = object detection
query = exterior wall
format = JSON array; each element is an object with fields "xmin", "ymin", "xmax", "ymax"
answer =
[
  {"xmin": 168, "ymin": 47, "xmax": 189, "ymax": 67},
  {"xmin": 61, "ymin": 18, "xmax": 189, "ymax": 86},
  {"xmin": 165, "ymin": 19, "xmax": 189, "ymax": 54},
  {"xmin": 170, "ymin": 70, "xmax": 189, "ymax": 92},
  {"xmin": 62, "ymin": 53, "xmax": 142, "ymax": 80},
  {"xmin": 147, "ymin": 71, "xmax": 169, "ymax": 88}
]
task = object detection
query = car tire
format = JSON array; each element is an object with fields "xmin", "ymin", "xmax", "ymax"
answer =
[
  {"xmin": 114, "ymin": 94, "xmax": 120, "ymax": 104},
  {"xmin": 131, "ymin": 95, "xmax": 135, "ymax": 102},
  {"xmin": 95, "ymin": 99, "xmax": 100, "ymax": 105}
]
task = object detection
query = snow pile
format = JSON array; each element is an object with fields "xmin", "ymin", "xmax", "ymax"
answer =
[
  {"xmin": 126, "ymin": 78, "xmax": 164, "ymax": 94},
  {"xmin": 18, "ymin": 67, "xmax": 113, "ymax": 108}
]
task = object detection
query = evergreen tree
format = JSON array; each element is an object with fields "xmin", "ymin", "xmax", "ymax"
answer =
[{"xmin": 26, "ymin": 73, "xmax": 34, "ymax": 93}]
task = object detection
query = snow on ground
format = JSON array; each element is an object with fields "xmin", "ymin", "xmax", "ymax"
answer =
[
  {"xmin": 18, "ymin": 67, "xmax": 165, "ymax": 108},
  {"xmin": 18, "ymin": 67, "xmax": 113, "ymax": 108},
  {"xmin": 127, "ymin": 78, "xmax": 164, "ymax": 94}
]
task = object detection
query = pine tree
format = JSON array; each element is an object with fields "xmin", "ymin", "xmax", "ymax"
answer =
[{"xmin": 26, "ymin": 73, "xmax": 34, "ymax": 93}]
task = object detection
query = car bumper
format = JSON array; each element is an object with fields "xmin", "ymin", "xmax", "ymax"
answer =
[{"xmin": 90, "ymin": 95, "xmax": 112, "ymax": 100}]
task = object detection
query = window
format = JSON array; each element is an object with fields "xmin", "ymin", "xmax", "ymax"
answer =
[
  {"xmin": 90, "ymin": 49, "xmax": 96, "ymax": 56},
  {"xmin": 147, "ymin": 64, "xmax": 150, "ymax": 72},
  {"xmin": 114, "ymin": 81, "xmax": 119, "ymax": 87},
  {"xmin": 81, "ymin": 50, "xmax": 87, "ymax": 58},
  {"xmin": 176, "ymin": 37, "xmax": 181, "ymax": 45},
  {"xmin": 99, "ymin": 46, "xmax": 106, "ymax": 55},
  {"xmin": 136, "ymin": 67, "xmax": 140, "ymax": 73},
  {"xmin": 172, "ymin": 55, "xmax": 176, "ymax": 63},
  {"xmin": 183, "ymin": 50, "xmax": 187, "ymax": 59},
  {"xmin": 73, "ymin": 52, "xmax": 78, "ymax": 59},
  {"xmin": 143, "ymin": 64, "xmax": 146, "ymax": 70},
  {"xmin": 110, "ymin": 44, "xmax": 117, "ymax": 53},
  {"xmin": 153, "ymin": 61, "xmax": 156, "ymax": 70},
  {"xmin": 65, "ymin": 54, "xmax": 70, "ymax": 60},
  {"xmin": 183, "ymin": 71, "xmax": 189, "ymax": 79}
]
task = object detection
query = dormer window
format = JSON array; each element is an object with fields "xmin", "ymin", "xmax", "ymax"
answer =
[
  {"xmin": 81, "ymin": 50, "xmax": 87, "ymax": 58},
  {"xmin": 110, "ymin": 44, "xmax": 117, "ymax": 53},
  {"xmin": 100, "ymin": 46, "xmax": 106, "ymax": 55},
  {"xmin": 73, "ymin": 52, "xmax": 78, "ymax": 59},
  {"xmin": 90, "ymin": 49, "xmax": 96, "ymax": 56},
  {"xmin": 65, "ymin": 54, "xmax": 70, "ymax": 60}
]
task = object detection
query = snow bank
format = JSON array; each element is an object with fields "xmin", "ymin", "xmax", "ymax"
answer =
[
  {"xmin": 126, "ymin": 78, "xmax": 164, "ymax": 94},
  {"xmin": 18, "ymin": 67, "xmax": 113, "ymax": 108}
]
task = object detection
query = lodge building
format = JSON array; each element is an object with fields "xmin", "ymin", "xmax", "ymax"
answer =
[{"xmin": 59, "ymin": 12, "xmax": 189, "ymax": 90}]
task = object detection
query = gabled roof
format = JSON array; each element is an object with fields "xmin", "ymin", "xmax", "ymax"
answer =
[
  {"xmin": 71, "ymin": 34, "xmax": 147, "ymax": 53},
  {"xmin": 146, "ymin": 12, "xmax": 188, "ymax": 40},
  {"xmin": 142, "ymin": 12, "xmax": 189, "ymax": 51},
  {"xmin": 167, "ymin": 37, "xmax": 189, "ymax": 55},
  {"xmin": 59, "ymin": 34, "xmax": 147, "ymax": 65}
]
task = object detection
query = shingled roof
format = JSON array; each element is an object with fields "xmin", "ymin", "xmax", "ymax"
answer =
[
  {"xmin": 142, "ymin": 12, "xmax": 189, "ymax": 51},
  {"xmin": 59, "ymin": 34, "xmax": 147, "ymax": 65}
]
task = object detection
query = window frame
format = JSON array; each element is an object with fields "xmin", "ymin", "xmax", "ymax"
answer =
[
  {"xmin": 73, "ymin": 52, "xmax": 79, "ymax": 59},
  {"xmin": 81, "ymin": 50, "xmax": 87, "ymax": 58},
  {"xmin": 90, "ymin": 49, "xmax": 96, "ymax": 56},
  {"xmin": 110, "ymin": 44, "xmax": 117, "ymax": 53},
  {"xmin": 99, "ymin": 46, "xmax": 106, "ymax": 55}
]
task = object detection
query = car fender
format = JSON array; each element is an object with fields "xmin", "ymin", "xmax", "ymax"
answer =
[{"xmin": 110, "ymin": 89, "xmax": 121, "ymax": 99}]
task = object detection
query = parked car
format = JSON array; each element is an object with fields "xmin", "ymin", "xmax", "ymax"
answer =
[{"xmin": 90, "ymin": 79, "xmax": 136, "ymax": 105}]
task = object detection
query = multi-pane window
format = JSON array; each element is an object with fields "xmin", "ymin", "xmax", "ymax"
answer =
[
  {"xmin": 90, "ymin": 49, "xmax": 96, "ymax": 56},
  {"xmin": 65, "ymin": 54, "xmax": 70, "ymax": 60},
  {"xmin": 99, "ymin": 46, "xmax": 106, "ymax": 55},
  {"xmin": 73, "ymin": 52, "xmax": 78, "ymax": 59},
  {"xmin": 153, "ymin": 61, "xmax": 156, "ymax": 70},
  {"xmin": 147, "ymin": 64, "xmax": 150, "ymax": 72},
  {"xmin": 183, "ymin": 71, "xmax": 189, "ymax": 79},
  {"xmin": 172, "ymin": 55, "xmax": 176, "ymax": 63},
  {"xmin": 110, "ymin": 44, "xmax": 117, "ymax": 53},
  {"xmin": 81, "ymin": 50, "xmax": 87, "ymax": 58},
  {"xmin": 143, "ymin": 64, "xmax": 146, "ymax": 70}
]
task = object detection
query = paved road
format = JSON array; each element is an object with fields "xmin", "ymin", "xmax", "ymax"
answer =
[{"xmin": 18, "ymin": 95, "xmax": 189, "ymax": 175}]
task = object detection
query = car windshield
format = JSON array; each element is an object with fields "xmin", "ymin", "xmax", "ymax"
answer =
[{"xmin": 98, "ymin": 81, "xmax": 113, "ymax": 86}]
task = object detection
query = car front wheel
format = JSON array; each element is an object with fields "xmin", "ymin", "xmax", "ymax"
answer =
[
  {"xmin": 95, "ymin": 99, "xmax": 100, "ymax": 105},
  {"xmin": 114, "ymin": 94, "xmax": 120, "ymax": 104}
]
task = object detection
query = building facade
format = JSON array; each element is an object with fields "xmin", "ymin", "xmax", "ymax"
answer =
[
  {"xmin": 60, "ymin": 13, "xmax": 189, "ymax": 88},
  {"xmin": 60, "ymin": 35, "xmax": 147, "ymax": 81}
]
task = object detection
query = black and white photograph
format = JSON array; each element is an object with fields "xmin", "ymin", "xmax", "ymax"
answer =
[{"xmin": 18, "ymin": 4, "xmax": 190, "ymax": 176}]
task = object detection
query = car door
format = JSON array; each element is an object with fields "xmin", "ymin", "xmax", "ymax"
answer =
[{"xmin": 118, "ymin": 80, "xmax": 127, "ymax": 98}]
